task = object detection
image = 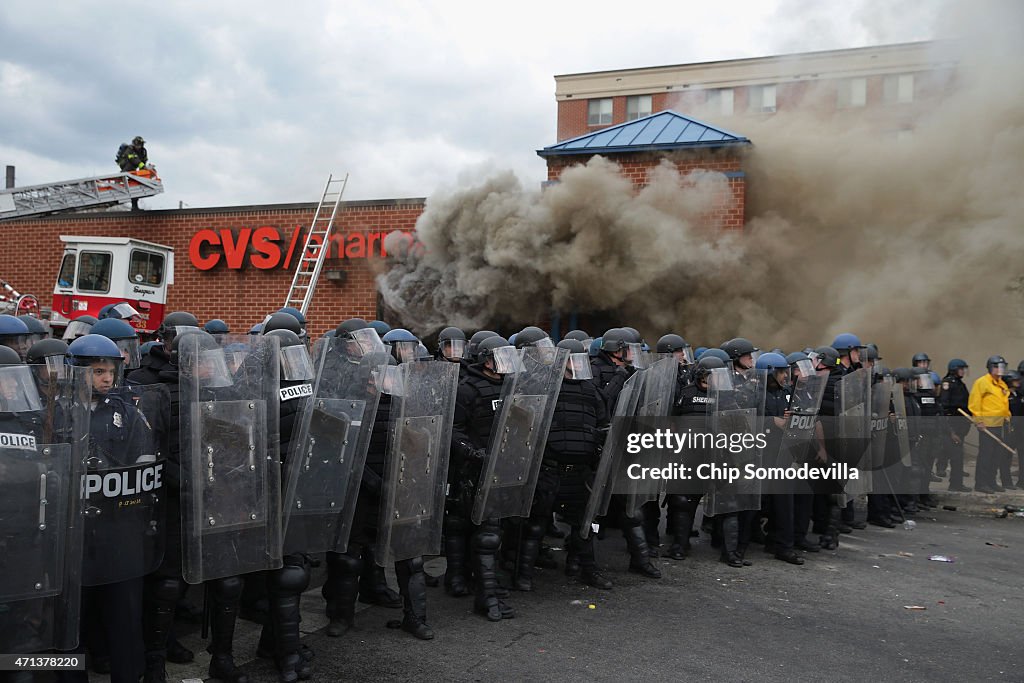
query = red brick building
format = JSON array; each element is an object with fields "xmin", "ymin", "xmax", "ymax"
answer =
[{"xmin": 0, "ymin": 199, "xmax": 423, "ymax": 337}]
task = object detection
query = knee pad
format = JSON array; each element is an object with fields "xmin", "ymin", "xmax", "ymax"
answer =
[
  {"xmin": 327, "ymin": 551, "xmax": 362, "ymax": 577},
  {"xmin": 524, "ymin": 520, "xmax": 546, "ymax": 542},
  {"xmin": 210, "ymin": 575, "xmax": 243, "ymax": 601},
  {"xmin": 401, "ymin": 556, "xmax": 425, "ymax": 574},
  {"xmin": 444, "ymin": 514, "xmax": 469, "ymax": 537},
  {"xmin": 472, "ymin": 529, "xmax": 501, "ymax": 554},
  {"xmin": 270, "ymin": 564, "xmax": 311, "ymax": 596}
]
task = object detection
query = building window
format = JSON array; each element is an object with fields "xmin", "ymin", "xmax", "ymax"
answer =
[
  {"xmin": 77, "ymin": 252, "xmax": 112, "ymax": 293},
  {"xmin": 626, "ymin": 95, "xmax": 652, "ymax": 121},
  {"xmin": 748, "ymin": 84, "xmax": 777, "ymax": 112},
  {"xmin": 707, "ymin": 88, "xmax": 734, "ymax": 116},
  {"xmin": 587, "ymin": 98, "xmax": 612, "ymax": 125},
  {"xmin": 129, "ymin": 250, "xmax": 165, "ymax": 286},
  {"xmin": 883, "ymin": 73, "xmax": 915, "ymax": 104},
  {"xmin": 837, "ymin": 77, "xmax": 867, "ymax": 108}
]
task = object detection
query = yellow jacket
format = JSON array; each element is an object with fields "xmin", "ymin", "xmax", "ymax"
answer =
[{"xmin": 968, "ymin": 373, "xmax": 1010, "ymax": 427}]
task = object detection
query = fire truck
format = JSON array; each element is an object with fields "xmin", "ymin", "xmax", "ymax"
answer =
[{"xmin": 50, "ymin": 236, "xmax": 174, "ymax": 335}]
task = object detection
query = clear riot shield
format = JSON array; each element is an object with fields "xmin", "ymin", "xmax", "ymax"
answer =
[
  {"xmin": 579, "ymin": 371, "xmax": 644, "ymax": 539},
  {"xmin": 622, "ymin": 357, "xmax": 677, "ymax": 515},
  {"xmin": 471, "ymin": 346, "xmax": 568, "ymax": 524},
  {"xmin": 376, "ymin": 360, "xmax": 459, "ymax": 565},
  {"xmin": 179, "ymin": 333, "xmax": 283, "ymax": 584},
  {"xmin": 870, "ymin": 377, "xmax": 895, "ymax": 474},
  {"xmin": 1, "ymin": 366, "xmax": 90, "ymax": 653},
  {"xmin": 775, "ymin": 371, "xmax": 829, "ymax": 469},
  {"xmin": 704, "ymin": 369, "xmax": 761, "ymax": 516},
  {"xmin": 891, "ymin": 386, "xmax": 913, "ymax": 467},
  {"xmin": 81, "ymin": 385, "xmax": 166, "ymax": 586},
  {"xmin": 282, "ymin": 338, "xmax": 388, "ymax": 555},
  {"xmin": 837, "ymin": 368, "xmax": 872, "ymax": 496}
]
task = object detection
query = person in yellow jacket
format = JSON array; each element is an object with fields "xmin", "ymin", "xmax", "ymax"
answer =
[{"xmin": 968, "ymin": 355, "xmax": 1010, "ymax": 493}]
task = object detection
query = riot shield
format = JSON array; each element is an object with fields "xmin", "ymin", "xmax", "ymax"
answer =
[
  {"xmin": 0, "ymin": 366, "xmax": 90, "ymax": 653},
  {"xmin": 376, "ymin": 360, "xmax": 458, "ymax": 565},
  {"xmin": 471, "ymin": 346, "xmax": 568, "ymax": 524},
  {"xmin": 81, "ymin": 385, "xmax": 166, "ymax": 586},
  {"xmin": 837, "ymin": 368, "xmax": 872, "ymax": 495},
  {"xmin": 282, "ymin": 339, "xmax": 388, "ymax": 555},
  {"xmin": 622, "ymin": 357, "xmax": 677, "ymax": 515},
  {"xmin": 579, "ymin": 370, "xmax": 644, "ymax": 539},
  {"xmin": 703, "ymin": 370, "xmax": 762, "ymax": 516},
  {"xmin": 775, "ymin": 371, "xmax": 829, "ymax": 471},
  {"xmin": 179, "ymin": 333, "xmax": 283, "ymax": 584},
  {"xmin": 891, "ymin": 386, "xmax": 912, "ymax": 466}
]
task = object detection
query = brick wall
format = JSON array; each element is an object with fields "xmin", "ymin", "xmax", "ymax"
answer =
[
  {"xmin": 0, "ymin": 200, "xmax": 424, "ymax": 338},
  {"xmin": 545, "ymin": 149, "xmax": 746, "ymax": 229}
]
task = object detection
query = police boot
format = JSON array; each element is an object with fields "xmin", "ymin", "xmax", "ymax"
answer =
[
  {"xmin": 264, "ymin": 562, "xmax": 312, "ymax": 682},
  {"xmin": 443, "ymin": 515, "xmax": 471, "ymax": 597},
  {"xmin": 513, "ymin": 520, "xmax": 545, "ymax": 591},
  {"xmin": 641, "ymin": 500, "xmax": 661, "ymax": 557},
  {"xmin": 394, "ymin": 557, "xmax": 434, "ymax": 640},
  {"xmin": 624, "ymin": 525, "xmax": 661, "ymax": 578},
  {"xmin": 322, "ymin": 552, "xmax": 361, "ymax": 638},
  {"xmin": 573, "ymin": 532, "xmax": 612, "ymax": 589},
  {"xmin": 819, "ymin": 503, "xmax": 841, "ymax": 550},
  {"xmin": 472, "ymin": 524, "xmax": 514, "ymax": 621},
  {"xmin": 719, "ymin": 515, "xmax": 744, "ymax": 568},
  {"xmin": 143, "ymin": 576, "xmax": 184, "ymax": 683},
  {"xmin": 359, "ymin": 545, "xmax": 402, "ymax": 608},
  {"xmin": 207, "ymin": 576, "xmax": 249, "ymax": 683},
  {"xmin": 665, "ymin": 497, "xmax": 695, "ymax": 561}
]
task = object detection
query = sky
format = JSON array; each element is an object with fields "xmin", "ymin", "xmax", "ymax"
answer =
[{"xmin": 0, "ymin": 0, "xmax": 940, "ymax": 209}]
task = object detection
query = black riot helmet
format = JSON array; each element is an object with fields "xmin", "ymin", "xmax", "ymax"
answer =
[
  {"xmin": 812, "ymin": 346, "xmax": 840, "ymax": 370},
  {"xmin": 158, "ymin": 311, "xmax": 199, "ymax": 347},
  {"xmin": 656, "ymin": 334, "xmax": 686, "ymax": 353},
  {"xmin": 514, "ymin": 326, "xmax": 553, "ymax": 349},
  {"xmin": 557, "ymin": 338, "xmax": 592, "ymax": 381},
  {"xmin": 61, "ymin": 314, "xmax": 98, "ymax": 342},
  {"xmin": 467, "ymin": 330, "xmax": 499, "ymax": 362},
  {"xmin": 721, "ymin": 338, "xmax": 757, "ymax": 361},
  {"xmin": 263, "ymin": 312, "xmax": 302, "ymax": 335},
  {"xmin": 893, "ymin": 367, "xmax": 917, "ymax": 383},
  {"xmin": 477, "ymin": 335, "xmax": 519, "ymax": 375},
  {"xmin": 437, "ymin": 326, "xmax": 467, "ymax": 361},
  {"xmin": 986, "ymin": 355, "xmax": 1008, "ymax": 376},
  {"xmin": 694, "ymin": 355, "xmax": 726, "ymax": 383},
  {"xmin": 334, "ymin": 318, "xmax": 384, "ymax": 358},
  {"xmin": 564, "ymin": 330, "xmax": 590, "ymax": 342},
  {"xmin": 600, "ymin": 328, "xmax": 630, "ymax": 353}
]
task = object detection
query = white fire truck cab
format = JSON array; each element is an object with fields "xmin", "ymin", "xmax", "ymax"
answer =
[{"xmin": 51, "ymin": 236, "xmax": 174, "ymax": 336}]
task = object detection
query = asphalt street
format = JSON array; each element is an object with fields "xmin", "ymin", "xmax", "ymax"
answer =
[{"xmin": 150, "ymin": 495, "xmax": 1024, "ymax": 683}]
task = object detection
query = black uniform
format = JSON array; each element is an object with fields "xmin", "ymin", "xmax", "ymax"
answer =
[
  {"xmin": 762, "ymin": 379, "xmax": 803, "ymax": 561},
  {"xmin": 514, "ymin": 374, "xmax": 610, "ymax": 588},
  {"xmin": 939, "ymin": 373, "xmax": 971, "ymax": 489},
  {"xmin": 912, "ymin": 387, "xmax": 942, "ymax": 501},
  {"xmin": 445, "ymin": 362, "xmax": 516, "ymax": 620},
  {"xmin": 75, "ymin": 390, "xmax": 154, "ymax": 683}
]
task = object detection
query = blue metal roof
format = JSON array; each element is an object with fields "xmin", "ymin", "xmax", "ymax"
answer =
[{"xmin": 538, "ymin": 110, "xmax": 750, "ymax": 157}]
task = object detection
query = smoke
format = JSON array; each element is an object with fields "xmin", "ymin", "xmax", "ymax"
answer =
[{"xmin": 378, "ymin": 0, "xmax": 1024, "ymax": 371}]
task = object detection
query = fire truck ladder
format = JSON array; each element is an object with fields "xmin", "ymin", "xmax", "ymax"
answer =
[
  {"xmin": 284, "ymin": 173, "xmax": 349, "ymax": 316},
  {"xmin": 0, "ymin": 172, "xmax": 164, "ymax": 221}
]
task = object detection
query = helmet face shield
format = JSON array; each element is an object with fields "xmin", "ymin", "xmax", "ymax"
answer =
[
  {"xmin": 110, "ymin": 303, "xmax": 142, "ymax": 320},
  {"xmin": 198, "ymin": 349, "xmax": 233, "ymax": 388},
  {"xmin": 116, "ymin": 337, "xmax": 142, "ymax": 370},
  {"xmin": 442, "ymin": 338, "xmax": 466, "ymax": 361},
  {"xmin": 532, "ymin": 337, "xmax": 555, "ymax": 349},
  {"xmin": 62, "ymin": 320, "xmax": 93, "ymax": 341},
  {"xmin": 350, "ymin": 328, "xmax": 386, "ymax": 358},
  {"xmin": 993, "ymin": 362, "xmax": 1007, "ymax": 376},
  {"xmin": 393, "ymin": 341, "xmax": 418, "ymax": 363},
  {"xmin": 707, "ymin": 367, "xmax": 733, "ymax": 392},
  {"xmin": 490, "ymin": 346, "xmax": 523, "ymax": 375},
  {"xmin": 626, "ymin": 343, "xmax": 647, "ymax": 368},
  {"xmin": 917, "ymin": 373, "xmax": 935, "ymax": 391},
  {"xmin": 680, "ymin": 346, "xmax": 695, "ymax": 365},
  {"xmin": 794, "ymin": 359, "xmax": 814, "ymax": 381},
  {"xmin": 568, "ymin": 353, "xmax": 593, "ymax": 380},
  {"xmin": 0, "ymin": 365, "xmax": 43, "ymax": 413},
  {"xmin": 280, "ymin": 344, "xmax": 315, "ymax": 381}
]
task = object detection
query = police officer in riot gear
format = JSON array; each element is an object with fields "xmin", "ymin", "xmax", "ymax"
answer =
[
  {"xmin": 67, "ymin": 334, "xmax": 155, "ymax": 683},
  {"xmin": 466, "ymin": 330, "xmax": 499, "ymax": 364},
  {"xmin": 447, "ymin": 335, "xmax": 519, "ymax": 619},
  {"xmin": 939, "ymin": 359, "xmax": 972, "ymax": 491},
  {"xmin": 912, "ymin": 353, "xmax": 931, "ymax": 370},
  {"xmin": 257, "ymin": 327, "xmax": 317, "ymax": 681},
  {"xmin": 130, "ymin": 311, "xmax": 200, "ymax": 386},
  {"xmin": 812, "ymin": 344, "xmax": 844, "ymax": 549},
  {"xmin": 514, "ymin": 339, "xmax": 612, "ymax": 590},
  {"xmin": 436, "ymin": 326, "xmax": 467, "ymax": 362},
  {"xmin": 666, "ymin": 355, "xmax": 726, "ymax": 560}
]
